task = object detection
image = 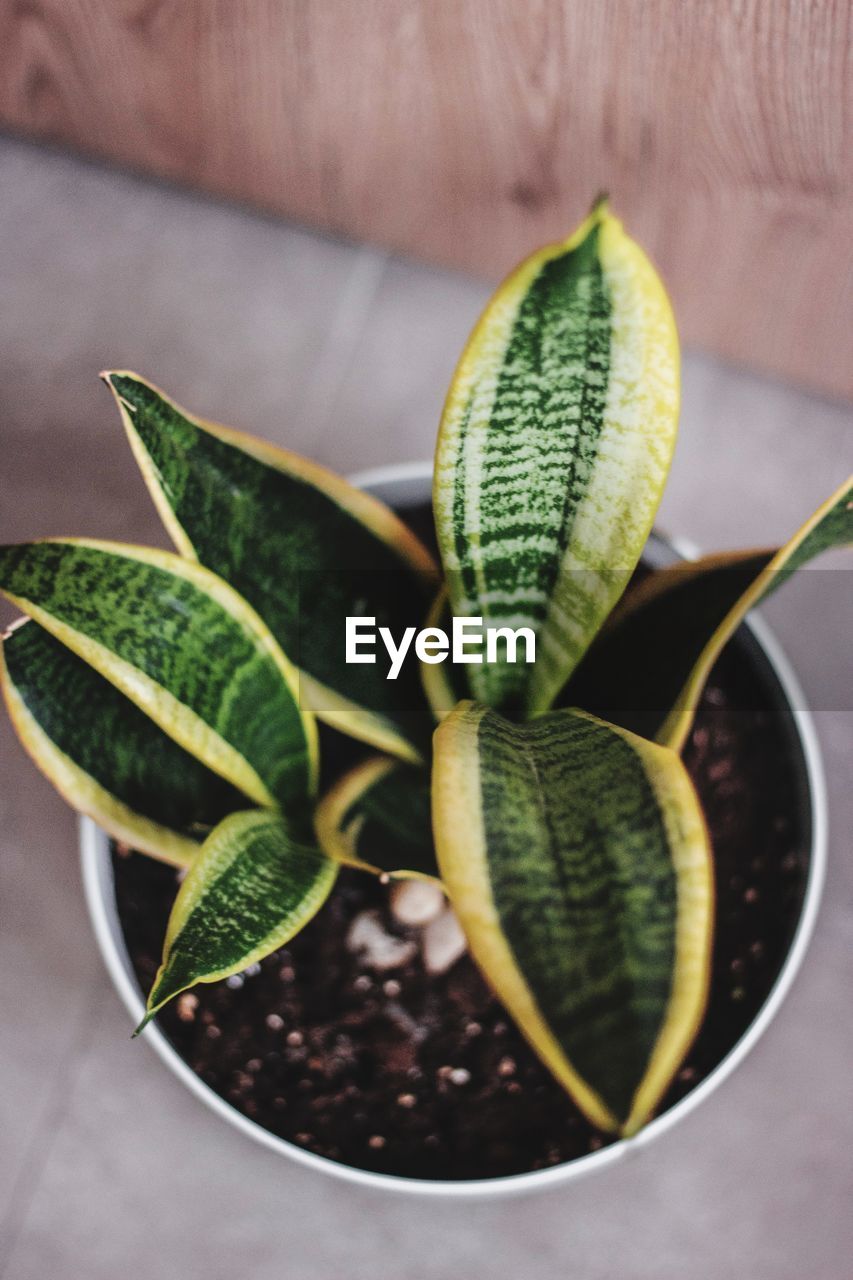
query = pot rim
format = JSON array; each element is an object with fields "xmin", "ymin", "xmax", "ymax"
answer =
[{"xmin": 80, "ymin": 460, "xmax": 828, "ymax": 1200}]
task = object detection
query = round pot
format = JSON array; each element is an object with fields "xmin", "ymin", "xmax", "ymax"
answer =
[{"xmin": 80, "ymin": 461, "xmax": 827, "ymax": 1199}]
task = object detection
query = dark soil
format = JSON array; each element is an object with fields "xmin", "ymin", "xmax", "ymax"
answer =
[{"xmin": 112, "ymin": 514, "xmax": 810, "ymax": 1182}]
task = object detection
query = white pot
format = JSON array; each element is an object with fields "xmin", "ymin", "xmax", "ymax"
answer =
[{"xmin": 80, "ymin": 462, "xmax": 827, "ymax": 1200}]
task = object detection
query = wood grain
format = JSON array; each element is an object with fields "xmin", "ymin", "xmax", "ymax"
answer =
[{"xmin": 1, "ymin": 0, "xmax": 851, "ymax": 398}]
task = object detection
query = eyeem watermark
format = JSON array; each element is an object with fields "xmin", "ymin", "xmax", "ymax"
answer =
[{"xmin": 345, "ymin": 616, "xmax": 536, "ymax": 680}]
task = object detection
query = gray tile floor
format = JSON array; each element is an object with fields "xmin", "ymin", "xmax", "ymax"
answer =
[{"xmin": 0, "ymin": 136, "xmax": 851, "ymax": 1279}]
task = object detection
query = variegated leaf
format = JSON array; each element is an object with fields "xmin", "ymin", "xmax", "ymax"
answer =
[
  {"xmin": 433, "ymin": 701, "xmax": 712, "ymax": 1135},
  {"xmin": 434, "ymin": 199, "xmax": 679, "ymax": 718},
  {"xmin": 0, "ymin": 539, "xmax": 317, "ymax": 810},
  {"xmin": 564, "ymin": 474, "xmax": 853, "ymax": 749},
  {"xmin": 1, "ymin": 619, "xmax": 244, "ymax": 866},
  {"xmin": 137, "ymin": 810, "xmax": 337, "ymax": 1029},
  {"xmin": 105, "ymin": 372, "xmax": 438, "ymax": 762}
]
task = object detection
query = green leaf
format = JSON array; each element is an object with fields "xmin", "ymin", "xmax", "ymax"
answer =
[
  {"xmin": 564, "ymin": 474, "xmax": 853, "ymax": 750},
  {"xmin": 0, "ymin": 539, "xmax": 317, "ymax": 810},
  {"xmin": 433, "ymin": 198, "xmax": 680, "ymax": 719},
  {"xmin": 1, "ymin": 620, "xmax": 244, "ymax": 866},
  {"xmin": 315, "ymin": 756, "xmax": 439, "ymax": 881},
  {"xmin": 138, "ymin": 810, "xmax": 337, "ymax": 1029},
  {"xmin": 419, "ymin": 587, "xmax": 471, "ymax": 720},
  {"xmin": 433, "ymin": 701, "xmax": 713, "ymax": 1135},
  {"xmin": 104, "ymin": 371, "xmax": 439, "ymax": 763}
]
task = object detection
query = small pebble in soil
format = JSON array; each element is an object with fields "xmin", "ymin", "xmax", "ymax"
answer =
[
  {"xmin": 346, "ymin": 910, "xmax": 417, "ymax": 971},
  {"xmin": 176, "ymin": 993, "xmax": 198, "ymax": 1022},
  {"xmin": 390, "ymin": 879, "xmax": 444, "ymax": 927},
  {"xmin": 423, "ymin": 908, "xmax": 467, "ymax": 975}
]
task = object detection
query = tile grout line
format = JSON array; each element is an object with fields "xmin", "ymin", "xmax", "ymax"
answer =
[
  {"xmin": 294, "ymin": 246, "xmax": 389, "ymax": 457},
  {"xmin": 0, "ymin": 970, "xmax": 107, "ymax": 1280}
]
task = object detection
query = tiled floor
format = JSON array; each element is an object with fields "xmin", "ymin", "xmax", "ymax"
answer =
[{"xmin": 0, "ymin": 137, "xmax": 851, "ymax": 1280}]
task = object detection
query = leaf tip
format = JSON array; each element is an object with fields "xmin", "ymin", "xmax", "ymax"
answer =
[
  {"xmin": 99, "ymin": 370, "xmax": 139, "ymax": 413},
  {"xmin": 132, "ymin": 1008, "xmax": 156, "ymax": 1038}
]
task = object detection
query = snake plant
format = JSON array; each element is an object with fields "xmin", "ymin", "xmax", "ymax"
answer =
[{"xmin": 2, "ymin": 199, "xmax": 850, "ymax": 1139}]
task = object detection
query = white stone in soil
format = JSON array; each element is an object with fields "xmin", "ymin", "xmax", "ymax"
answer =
[
  {"xmin": 346, "ymin": 909, "xmax": 417, "ymax": 971},
  {"xmin": 423, "ymin": 907, "xmax": 468, "ymax": 975},
  {"xmin": 389, "ymin": 878, "xmax": 445, "ymax": 927}
]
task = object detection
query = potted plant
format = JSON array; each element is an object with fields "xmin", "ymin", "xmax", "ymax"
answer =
[{"xmin": 2, "ymin": 200, "xmax": 849, "ymax": 1193}]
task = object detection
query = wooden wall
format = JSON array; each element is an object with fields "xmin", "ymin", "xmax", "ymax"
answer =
[{"xmin": 1, "ymin": 0, "xmax": 851, "ymax": 399}]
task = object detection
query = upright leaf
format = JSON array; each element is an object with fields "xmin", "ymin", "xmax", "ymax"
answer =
[
  {"xmin": 315, "ymin": 756, "xmax": 438, "ymax": 880},
  {"xmin": 433, "ymin": 702, "xmax": 712, "ymax": 1135},
  {"xmin": 564, "ymin": 475, "xmax": 853, "ymax": 749},
  {"xmin": 1, "ymin": 620, "xmax": 244, "ymax": 866},
  {"xmin": 434, "ymin": 199, "xmax": 680, "ymax": 718},
  {"xmin": 0, "ymin": 539, "xmax": 317, "ymax": 809},
  {"xmin": 138, "ymin": 811, "xmax": 337, "ymax": 1029},
  {"xmin": 104, "ymin": 372, "xmax": 438, "ymax": 762}
]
